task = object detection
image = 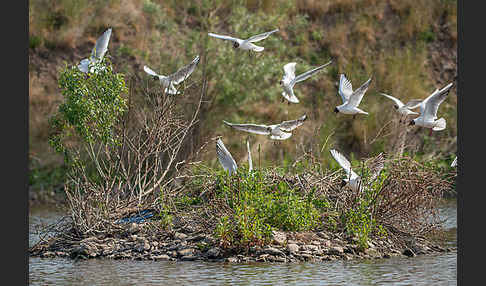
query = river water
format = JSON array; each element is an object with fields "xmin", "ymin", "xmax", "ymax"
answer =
[{"xmin": 29, "ymin": 200, "xmax": 457, "ymax": 286}]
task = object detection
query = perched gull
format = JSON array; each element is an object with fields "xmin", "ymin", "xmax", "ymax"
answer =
[
  {"xmin": 144, "ymin": 55, "xmax": 200, "ymax": 95},
  {"xmin": 208, "ymin": 29, "xmax": 279, "ymax": 52},
  {"xmin": 451, "ymin": 156, "xmax": 457, "ymax": 167},
  {"xmin": 280, "ymin": 60, "xmax": 333, "ymax": 104},
  {"xmin": 330, "ymin": 149, "xmax": 384, "ymax": 192},
  {"xmin": 78, "ymin": 28, "xmax": 112, "ymax": 73},
  {"xmin": 223, "ymin": 115, "xmax": 307, "ymax": 140},
  {"xmin": 409, "ymin": 82, "xmax": 454, "ymax": 131},
  {"xmin": 216, "ymin": 138, "xmax": 238, "ymax": 176},
  {"xmin": 334, "ymin": 74, "xmax": 373, "ymax": 116},
  {"xmin": 380, "ymin": 93, "xmax": 422, "ymax": 122}
]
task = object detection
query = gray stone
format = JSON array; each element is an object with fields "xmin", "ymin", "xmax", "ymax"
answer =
[
  {"xmin": 263, "ymin": 247, "xmax": 285, "ymax": 256},
  {"xmin": 403, "ymin": 248, "xmax": 416, "ymax": 257},
  {"xmin": 206, "ymin": 247, "xmax": 221, "ymax": 258},
  {"xmin": 153, "ymin": 254, "xmax": 170, "ymax": 261},
  {"xmin": 328, "ymin": 246, "xmax": 344, "ymax": 255},
  {"xmin": 180, "ymin": 255, "xmax": 197, "ymax": 261},
  {"xmin": 174, "ymin": 232, "xmax": 188, "ymax": 240},
  {"xmin": 226, "ymin": 257, "xmax": 238, "ymax": 263},
  {"xmin": 178, "ymin": 248, "xmax": 195, "ymax": 257},
  {"xmin": 287, "ymin": 243, "xmax": 299, "ymax": 255},
  {"xmin": 272, "ymin": 231, "xmax": 287, "ymax": 245}
]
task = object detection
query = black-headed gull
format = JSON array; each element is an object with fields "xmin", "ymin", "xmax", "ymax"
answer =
[
  {"xmin": 334, "ymin": 74, "xmax": 372, "ymax": 116},
  {"xmin": 223, "ymin": 115, "xmax": 307, "ymax": 140},
  {"xmin": 216, "ymin": 138, "xmax": 238, "ymax": 176},
  {"xmin": 409, "ymin": 82, "xmax": 454, "ymax": 131},
  {"xmin": 78, "ymin": 28, "xmax": 112, "ymax": 73},
  {"xmin": 280, "ymin": 60, "xmax": 333, "ymax": 104},
  {"xmin": 143, "ymin": 55, "xmax": 200, "ymax": 95},
  {"xmin": 380, "ymin": 93, "xmax": 422, "ymax": 122},
  {"xmin": 208, "ymin": 29, "xmax": 279, "ymax": 52},
  {"xmin": 330, "ymin": 149, "xmax": 384, "ymax": 192}
]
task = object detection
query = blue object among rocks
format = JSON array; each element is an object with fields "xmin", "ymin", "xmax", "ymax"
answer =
[{"xmin": 117, "ymin": 209, "xmax": 154, "ymax": 224}]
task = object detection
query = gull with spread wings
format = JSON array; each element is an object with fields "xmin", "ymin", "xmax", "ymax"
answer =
[
  {"xmin": 223, "ymin": 115, "xmax": 307, "ymax": 140},
  {"xmin": 144, "ymin": 55, "xmax": 200, "ymax": 95},
  {"xmin": 379, "ymin": 93, "xmax": 422, "ymax": 123},
  {"xmin": 409, "ymin": 82, "xmax": 454, "ymax": 132},
  {"xmin": 334, "ymin": 74, "xmax": 373, "ymax": 117},
  {"xmin": 280, "ymin": 60, "xmax": 333, "ymax": 104},
  {"xmin": 330, "ymin": 149, "xmax": 384, "ymax": 192},
  {"xmin": 208, "ymin": 29, "xmax": 279, "ymax": 52},
  {"xmin": 78, "ymin": 28, "xmax": 112, "ymax": 73}
]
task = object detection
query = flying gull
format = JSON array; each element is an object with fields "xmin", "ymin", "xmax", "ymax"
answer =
[
  {"xmin": 78, "ymin": 28, "xmax": 112, "ymax": 73},
  {"xmin": 223, "ymin": 115, "xmax": 307, "ymax": 140},
  {"xmin": 334, "ymin": 74, "xmax": 372, "ymax": 117},
  {"xmin": 208, "ymin": 29, "xmax": 279, "ymax": 52},
  {"xmin": 144, "ymin": 55, "xmax": 200, "ymax": 95},
  {"xmin": 280, "ymin": 60, "xmax": 333, "ymax": 104}
]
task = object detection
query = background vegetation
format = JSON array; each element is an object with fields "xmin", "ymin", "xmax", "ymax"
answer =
[{"xmin": 29, "ymin": 0, "xmax": 457, "ymax": 198}]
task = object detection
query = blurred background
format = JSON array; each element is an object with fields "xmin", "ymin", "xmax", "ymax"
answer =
[{"xmin": 28, "ymin": 0, "xmax": 457, "ymax": 198}]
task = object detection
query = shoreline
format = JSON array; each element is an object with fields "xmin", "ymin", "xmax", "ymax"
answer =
[{"xmin": 29, "ymin": 221, "xmax": 456, "ymax": 263}]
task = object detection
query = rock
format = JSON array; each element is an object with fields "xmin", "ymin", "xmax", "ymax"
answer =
[
  {"xmin": 287, "ymin": 244, "xmax": 299, "ymax": 255},
  {"xmin": 187, "ymin": 234, "xmax": 205, "ymax": 242},
  {"xmin": 317, "ymin": 232, "xmax": 330, "ymax": 240},
  {"xmin": 178, "ymin": 248, "xmax": 195, "ymax": 257},
  {"xmin": 128, "ymin": 223, "xmax": 140, "ymax": 234},
  {"xmin": 181, "ymin": 255, "xmax": 197, "ymax": 261},
  {"xmin": 272, "ymin": 231, "xmax": 287, "ymax": 245},
  {"xmin": 153, "ymin": 254, "xmax": 170, "ymax": 260},
  {"xmin": 174, "ymin": 232, "xmax": 188, "ymax": 240},
  {"xmin": 206, "ymin": 247, "xmax": 221, "ymax": 258},
  {"xmin": 143, "ymin": 241, "xmax": 151, "ymax": 251},
  {"xmin": 303, "ymin": 245, "xmax": 319, "ymax": 252},
  {"xmin": 328, "ymin": 246, "xmax": 344, "ymax": 255},
  {"xmin": 151, "ymin": 241, "xmax": 159, "ymax": 248},
  {"xmin": 364, "ymin": 247, "xmax": 381, "ymax": 258},
  {"xmin": 257, "ymin": 254, "xmax": 269, "ymax": 262},
  {"xmin": 226, "ymin": 257, "xmax": 238, "ymax": 263},
  {"xmin": 403, "ymin": 248, "xmax": 416, "ymax": 257},
  {"xmin": 263, "ymin": 247, "xmax": 285, "ymax": 256}
]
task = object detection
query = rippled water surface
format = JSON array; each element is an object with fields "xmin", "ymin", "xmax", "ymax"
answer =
[{"xmin": 29, "ymin": 200, "xmax": 457, "ymax": 286}]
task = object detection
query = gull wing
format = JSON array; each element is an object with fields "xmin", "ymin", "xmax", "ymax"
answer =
[
  {"xmin": 423, "ymin": 83, "xmax": 453, "ymax": 120},
  {"xmin": 404, "ymin": 99, "xmax": 423, "ymax": 109},
  {"xmin": 244, "ymin": 29, "xmax": 279, "ymax": 43},
  {"xmin": 330, "ymin": 149, "xmax": 359, "ymax": 181},
  {"xmin": 247, "ymin": 139, "xmax": 253, "ymax": 173},
  {"xmin": 216, "ymin": 139, "xmax": 238, "ymax": 175},
  {"xmin": 346, "ymin": 76, "xmax": 372, "ymax": 108},
  {"xmin": 281, "ymin": 89, "xmax": 299, "ymax": 103},
  {"xmin": 292, "ymin": 61, "xmax": 332, "ymax": 85},
  {"xmin": 338, "ymin": 74, "xmax": 353, "ymax": 104},
  {"xmin": 208, "ymin": 33, "xmax": 241, "ymax": 43},
  {"xmin": 223, "ymin": 121, "xmax": 270, "ymax": 135},
  {"xmin": 143, "ymin": 65, "xmax": 161, "ymax": 77},
  {"xmin": 91, "ymin": 28, "xmax": 112, "ymax": 60},
  {"xmin": 283, "ymin": 62, "xmax": 297, "ymax": 81},
  {"xmin": 278, "ymin": 115, "xmax": 307, "ymax": 132},
  {"xmin": 380, "ymin": 93, "xmax": 405, "ymax": 108},
  {"xmin": 451, "ymin": 156, "xmax": 457, "ymax": 167},
  {"xmin": 168, "ymin": 55, "xmax": 200, "ymax": 85}
]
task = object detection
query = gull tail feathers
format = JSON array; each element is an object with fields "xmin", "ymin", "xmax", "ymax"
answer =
[{"xmin": 432, "ymin": 118, "xmax": 446, "ymax": 131}]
